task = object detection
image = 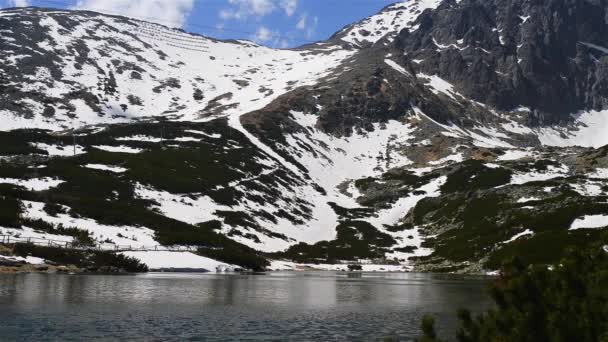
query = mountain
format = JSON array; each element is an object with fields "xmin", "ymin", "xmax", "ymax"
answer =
[{"xmin": 1, "ymin": 0, "xmax": 608, "ymax": 272}]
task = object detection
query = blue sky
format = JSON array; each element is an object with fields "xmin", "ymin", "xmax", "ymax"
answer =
[{"xmin": 1, "ymin": 0, "xmax": 399, "ymax": 47}]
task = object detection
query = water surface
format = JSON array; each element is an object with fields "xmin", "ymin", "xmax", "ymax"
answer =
[{"xmin": 0, "ymin": 272, "xmax": 492, "ymax": 341}]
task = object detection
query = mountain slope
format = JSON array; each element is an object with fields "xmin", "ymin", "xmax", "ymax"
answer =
[
  {"xmin": 1, "ymin": 1, "xmax": 608, "ymax": 272},
  {"xmin": 0, "ymin": 7, "xmax": 352, "ymax": 130}
]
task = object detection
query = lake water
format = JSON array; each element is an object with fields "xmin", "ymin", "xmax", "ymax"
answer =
[{"xmin": 0, "ymin": 272, "xmax": 492, "ymax": 341}]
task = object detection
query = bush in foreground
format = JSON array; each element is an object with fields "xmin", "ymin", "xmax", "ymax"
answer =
[{"xmin": 417, "ymin": 239, "xmax": 608, "ymax": 342}]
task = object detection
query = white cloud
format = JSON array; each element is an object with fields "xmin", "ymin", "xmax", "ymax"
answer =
[
  {"xmin": 254, "ymin": 26, "xmax": 275, "ymax": 42},
  {"xmin": 218, "ymin": 0, "xmax": 306, "ymax": 47},
  {"xmin": 220, "ymin": 0, "xmax": 276, "ymax": 20},
  {"xmin": 220, "ymin": 0, "xmax": 297, "ymax": 19},
  {"xmin": 9, "ymin": 0, "xmax": 30, "ymax": 7},
  {"xmin": 251, "ymin": 26, "xmax": 291, "ymax": 48},
  {"xmin": 280, "ymin": 0, "xmax": 297, "ymax": 17},
  {"xmin": 73, "ymin": 0, "xmax": 195, "ymax": 28},
  {"xmin": 296, "ymin": 13, "xmax": 306, "ymax": 30},
  {"xmin": 296, "ymin": 13, "xmax": 318, "ymax": 39}
]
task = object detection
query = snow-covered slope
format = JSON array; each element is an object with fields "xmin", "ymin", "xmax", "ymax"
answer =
[
  {"xmin": 335, "ymin": 0, "xmax": 442, "ymax": 46},
  {"xmin": 0, "ymin": 7, "xmax": 352, "ymax": 131},
  {"xmin": 536, "ymin": 110, "xmax": 608, "ymax": 148},
  {"xmin": 2, "ymin": 1, "xmax": 608, "ymax": 273}
]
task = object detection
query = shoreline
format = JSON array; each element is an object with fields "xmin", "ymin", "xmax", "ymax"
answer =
[
  {"xmin": 0, "ymin": 264, "xmax": 499, "ymax": 277},
  {"xmin": 1, "ymin": 245, "xmax": 498, "ymax": 276}
]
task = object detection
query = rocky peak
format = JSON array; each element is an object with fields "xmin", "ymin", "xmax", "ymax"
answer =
[
  {"xmin": 331, "ymin": 0, "xmax": 443, "ymax": 48},
  {"xmin": 394, "ymin": 0, "xmax": 608, "ymax": 124}
]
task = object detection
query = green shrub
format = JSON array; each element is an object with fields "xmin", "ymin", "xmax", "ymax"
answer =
[
  {"xmin": 418, "ymin": 238, "xmax": 608, "ymax": 342},
  {"xmin": 43, "ymin": 202, "xmax": 67, "ymax": 217},
  {"xmin": 0, "ymin": 195, "xmax": 22, "ymax": 228}
]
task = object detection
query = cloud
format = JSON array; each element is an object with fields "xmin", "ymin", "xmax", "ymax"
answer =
[
  {"xmin": 9, "ymin": 0, "xmax": 30, "ymax": 7},
  {"xmin": 219, "ymin": 0, "xmax": 306, "ymax": 47},
  {"xmin": 73, "ymin": 0, "xmax": 195, "ymax": 28},
  {"xmin": 220, "ymin": 0, "xmax": 297, "ymax": 20},
  {"xmin": 253, "ymin": 26, "xmax": 275, "ymax": 42},
  {"xmin": 296, "ymin": 13, "xmax": 318, "ymax": 39},
  {"xmin": 252, "ymin": 26, "xmax": 291, "ymax": 48},
  {"xmin": 296, "ymin": 13, "xmax": 306, "ymax": 30},
  {"xmin": 308, "ymin": 16, "xmax": 319, "ymax": 39},
  {"xmin": 280, "ymin": 0, "xmax": 297, "ymax": 17},
  {"xmin": 220, "ymin": 0, "xmax": 275, "ymax": 20}
]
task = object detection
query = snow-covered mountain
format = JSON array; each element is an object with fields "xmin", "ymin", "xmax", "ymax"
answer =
[
  {"xmin": 0, "ymin": 7, "xmax": 351, "ymax": 130},
  {"xmin": 2, "ymin": 0, "xmax": 608, "ymax": 272},
  {"xmin": 333, "ymin": 0, "xmax": 443, "ymax": 47}
]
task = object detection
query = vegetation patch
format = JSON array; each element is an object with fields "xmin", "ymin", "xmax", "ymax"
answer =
[
  {"xmin": 0, "ymin": 193, "xmax": 23, "ymax": 228},
  {"xmin": 419, "ymin": 238, "xmax": 608, "ymax": 341},
  {"xmin": 22, "ymin": 219, "xmax": 95, "ymax": 246},
  {"xmin": 11, "ymin": 243, "xmax": 148, "ymax": 273},
  {"xmin": 413, "ymin": 179, "xmax": 608, "ymax": 267},
  {"xmin": 275, "ymin": 220, "xmax": 396, "ymax": 263},
  {"xmin": 440, "ymin": 160, "xmax": 512, "ymax": 193},
  {"xmin": 485, "ymin": 229, "xmax": 605, "ymax": 270},
  {"xmin": 355, "ymin": 169, "xmax": 439, "ymax": 208},
  {"xmin": 328, "ymin": 202, "xmax": 376, "ymax": 220}
]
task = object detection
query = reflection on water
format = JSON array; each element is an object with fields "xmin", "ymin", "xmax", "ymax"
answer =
[{"xmin": 0, "ymin": 272, "xmax": 492, "ymax": 341}]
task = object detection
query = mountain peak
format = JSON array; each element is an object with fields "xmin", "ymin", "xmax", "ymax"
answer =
[{"xmin": 334, "ymin": 0, "xmax": 443, "ymax": 47}]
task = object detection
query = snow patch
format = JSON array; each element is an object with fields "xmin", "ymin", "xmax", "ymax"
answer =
[
  {"xmin": 570, "ymin": 215, "xmax": 608, "ymax": 230},
  {"xmin": 517, "ymin": 197, "xmax": 540, "ymax": 203},
  {"xmin": 184, "ymin": 130, "xmax": 222, "ymax": 139},
  {"xmin": 537, "ymin": 110, "xmax": 608, "ymax": 148},
  {"xmin": 497, "ymin": 149, "xmax": 532, "ymax": 161},
  {"xmin": 22, "ymin": 201, "xmax": 158, "ymax": 247},
  {"xmin": 32, "ymin": 143, "xmax": 86, "ymax": 157},
  {"xmin": 510, "ymin": 164, "xmax": 569, "ymax": 185},
  {"xmin": 116, "ymin": 135, "xmax": 162, "ymax": 143},
  {"xmin": 84, "ymin": 164, "xmax": 127, "ymax": 173},
  {"xmin": 93, "ymin": 145, "xmax": 144, "ymax": 154},
  {"xmin": 0, "ymin": 254, "xmax": 46, "ymax": 265},
  {"xmin": 0, "ymin": 177, "xmax": 63, "ymax": 191},
  {"xmin": 502, "ymin": 229, "xmax": 534, "ymax": 244},
  {"xmin": 268, "ymin": 260, "xmax": 409, "ymax": 272},
  {"xmin": 589, "ymin": 168, "xmax": 608, "ymax": 179},
  {"xmin": 135, "ymin": 184, "xmax": 228, "ymax": 225},
  {"xmin": 384, "ymin": 59, "xmax": 410, "ymax": 76}
]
